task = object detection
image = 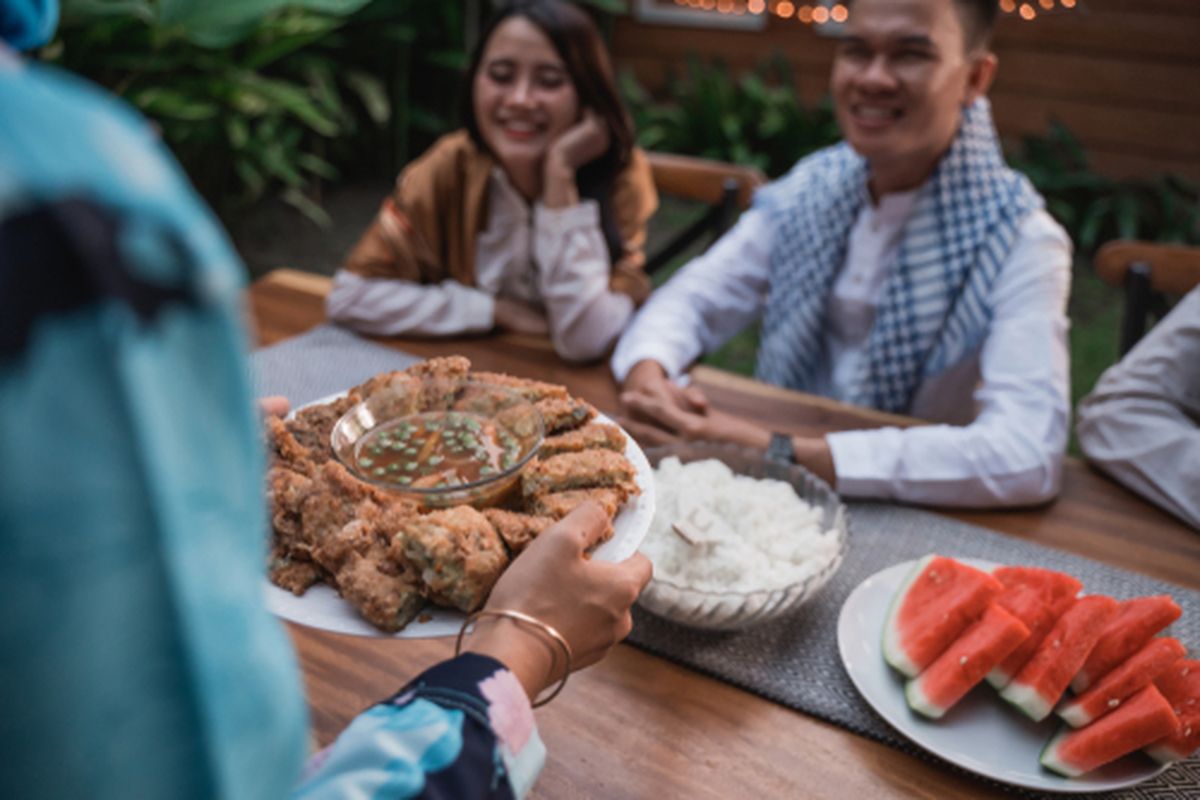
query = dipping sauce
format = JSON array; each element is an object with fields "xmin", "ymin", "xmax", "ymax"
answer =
[{"xmin": 353, "ymin": 411, "xmax": 523, "ymax": 489}]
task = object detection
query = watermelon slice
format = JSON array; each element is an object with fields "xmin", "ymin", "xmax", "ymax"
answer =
[
  {"xmin": 905, "ymin": 604, "xmax": 1030, "ymax": 719},
  {"xmin": 985, "ymin": 567, "xmax": 1081, "ymax": 689},
  {"xmin": 1071, "ymin": 595, "xmax": 1182, "ymax": 693},
  {"xmin": 1000, "ymin": 594, "xmax": 1119, "ymax": 721},
  {"xmin": 882, "ymin": 555, "xmax": 1004, "ymax": 678},
  {"xmin": 1058, "ymin": 636, "xmax": 1186, "ymax": 728},
  {"xmin": 1040, "ymin": 684, "xmax": 1181, "ymax": 777},
  {"xmin": 1145, "ymin": 659, "xmax": 1200, "ymax": 764}
]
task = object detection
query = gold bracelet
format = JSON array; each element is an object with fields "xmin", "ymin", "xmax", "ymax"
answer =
[{"xmin": 455, "ymin": 608, "xmax": 573, "ymax": 707}]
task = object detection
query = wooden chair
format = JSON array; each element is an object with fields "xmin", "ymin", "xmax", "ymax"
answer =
[
  {"xmin": 1094, "ymin": 240, "xmax": 1200, "ymax": 355},
  {"xmin": 644, "ymin": 152, "xmax": 767, "ymax": 276}
]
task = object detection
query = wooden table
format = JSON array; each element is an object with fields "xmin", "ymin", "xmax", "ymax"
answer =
[{"xmin": 249, "ymin": 269, "xmax": 1200, "ymax": 799}]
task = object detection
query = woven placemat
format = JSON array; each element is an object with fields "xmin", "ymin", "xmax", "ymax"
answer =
[
  {"xmin": 628, "ymin": 501, "xmax": 1200, "ymax": 798},
  {"xmin": 249, "ymin": 323, "xmax": 419, "ymax": 406}
]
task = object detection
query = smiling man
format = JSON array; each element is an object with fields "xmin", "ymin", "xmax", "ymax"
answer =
[{"xmin": 613, "ymin": 0, "xmax": 1072, "ymax": 508}]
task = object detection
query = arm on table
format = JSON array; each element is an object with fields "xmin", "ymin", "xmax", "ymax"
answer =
[
  {"xmin": 326, "ymin": 270, "xmax": 495, "ymax": 336},
  {"xmin": 1076, "ymin": 286, "xmax": 1200, "ymax": 529}
]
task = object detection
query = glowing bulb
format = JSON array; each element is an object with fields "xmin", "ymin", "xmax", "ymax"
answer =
[
  {"xmin": 1019, "ymin": 3, "xmax": 1036, "ymax": 20},
  {"xmin": 777, "ymin": 1, "xmax": 795, "ymax": 16},
  {"xmin": 1061, "ymin": 0, "xmax": 1076, "ymax": 7},
  {"xmin": 830, "ymin": 4, "xmax": 848, "ymax": 22},
  {"xmin": 813, "ymin": 5, "xmax": 830, "ymax": 23},
  {"xmin": 798, "ymin": 4, "xmax": 814, "ymax": 23},
  {"xmin": 999, "ymin": 0, "xmax": 1016, "ymax": 11},
  {"xmin": 748, "ymin": 0, "xmax": 766, "ymax": 12},
  {"xmin": 718, "ymin": 0, "xmax": 734, "ymax": 12},
  {"xmin": 1039, "ymin": 0, "xmax": 1053, "ymax": 9}
]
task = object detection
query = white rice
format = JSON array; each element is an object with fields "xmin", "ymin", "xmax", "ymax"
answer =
[{"xmin": 640, "ymin": 456, "xmax": 840, "ymax": 592}]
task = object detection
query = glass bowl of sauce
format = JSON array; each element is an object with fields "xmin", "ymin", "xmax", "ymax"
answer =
[{"xmin": 331, "ymin": 380, "xmax": 544, "ymax": 508}]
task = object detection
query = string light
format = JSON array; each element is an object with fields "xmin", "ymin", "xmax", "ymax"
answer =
[{"xmin": 668, "ymin": 0, "xmax": 1081, "ymax": 25}]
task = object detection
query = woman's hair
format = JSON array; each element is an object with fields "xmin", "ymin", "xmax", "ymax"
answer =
[{"xmin": 462, "ymin": 0, "xmax": 636, "ymax": 260}]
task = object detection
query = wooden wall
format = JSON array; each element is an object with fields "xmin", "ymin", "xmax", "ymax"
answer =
[{"xmin": 611, "ymin": 0, "xmax": 1200, "ymax": 181}]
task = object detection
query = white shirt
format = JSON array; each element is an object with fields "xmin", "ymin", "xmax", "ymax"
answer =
[
  {"xmin": 326, "ymin": 168, "xmax": 633, "ymax": 362},
  {"xmin": 1077, "ymin": 286, "xmax": 1200, "ymax": 529},
  {"xmin": 611, "ymin": 198, "xmax": 1073, "ymax": 508}
]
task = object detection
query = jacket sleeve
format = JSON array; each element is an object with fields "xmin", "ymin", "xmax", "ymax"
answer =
[
  {"xmin": 293, "ymin": 654, "xmax": 545, "ymax": 800},
  {"xmin": 339, "ymin": 135, "xmax": 465, "ymax": 284}
]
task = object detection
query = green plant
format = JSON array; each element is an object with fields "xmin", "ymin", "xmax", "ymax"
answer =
[
  {"xmin": 42, "ymin": 0, "xmax": 391, "ymax": 225},
  {"xmin": 621, "ymin": 55, "xmax": 840, "ymax": 178},
  {"xmin": 1007, "ymin": 123, "xmax": 1200, "ymax": 258}
]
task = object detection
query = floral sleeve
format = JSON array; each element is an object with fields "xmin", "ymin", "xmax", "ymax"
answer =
[{"xmin": 292, "ymin": 654, "xmax": 545, "ymax": 800}]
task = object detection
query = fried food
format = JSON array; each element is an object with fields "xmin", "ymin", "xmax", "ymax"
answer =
[
  {"xmin": 528, "ymin": 486, "xmax": 632, "ymax": 521},
  {"xmin": 471, "ymin": 371, "xmax": 569, "ymax": 403},
  {"xmin": 393, "ymin": 506, "xmax": 509, "ymax": 612},
  {"xmin": 311, "ymin": 509, "xmax": 424, "ymax": 632},
  {"xmin": 540, "ymin": 422, "xmax": 626, "ymax": 458},
  {"xmin": 266, "ymin": 357, "xmax": 641, "ymax": 633},
  {"xmin": 284, "ymin": 394, "xmax": 356, "ymax": 462},
  {"xmin": 268, "ymin": 545, "xmax": 324, "ymax": 595},
  {"xmin": 522, "ymin": 448, "xmax": 639, "ymax": 497},
  {"xmin": 482, "ymin": 508, "xmax": 556, "ymax": 554},
  {"xmin": 535, "ymin": 396, "xmax": 596, "ymax": 434}
]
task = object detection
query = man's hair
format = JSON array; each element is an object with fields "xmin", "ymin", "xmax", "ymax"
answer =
[
  {"xmin": 954, "ymin": 0, "xmax": 999, "ymax": 49},
  {"xmin": 845, "ymin": 0, "xmax": 999, "ymax": 51}
]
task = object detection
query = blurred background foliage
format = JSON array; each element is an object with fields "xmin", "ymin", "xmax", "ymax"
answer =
[{"xmin": 43, "ymin": 0, "xmax": 469, "ymax": 225}]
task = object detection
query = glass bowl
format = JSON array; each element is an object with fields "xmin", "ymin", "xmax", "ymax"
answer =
[
  {"xmin": 331, "ymin": 379, "xmax": 544, "ymax": 509},
  {"xmin": 636, "ymin": 441, "xmax": 849, "ymax": 631}
]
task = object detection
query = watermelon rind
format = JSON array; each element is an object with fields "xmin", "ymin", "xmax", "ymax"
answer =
[
  {"xmin": 1057, "ymin": 700, "xmax": 1094, "ymax": 729},
  {"xmin": 985, "ymin": 666, "xmax": 1013, "ymax": 690},
  {"xmin": 999, "ymin": 680, "xmax": 1054, "ymax": 722},
  {"xmin": 1039, "ymin": 727, "xmax": 1084, "ymax": 778},
  {"xmin": 1143, "ymin": 743, "xmax": 1187, "ymax": 765},
  {"xmin": 904, "ymin": 679, "xmax": 945, "ymax": 720},
  {"xmin": 881, "ymin": 554, "xmax": 935, "ymax": 679}
]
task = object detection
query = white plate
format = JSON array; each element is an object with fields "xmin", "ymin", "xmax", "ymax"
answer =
[
  {"xmin": 266, "ymin": 395, "xmax": 656, "ymax": 638},
  {"xmin": 836, "ymin": 558, "xmax": 1170, "ymax": 794}
]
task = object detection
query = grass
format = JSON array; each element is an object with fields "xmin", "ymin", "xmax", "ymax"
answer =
[{"xmin": 647, "ymin": 200, "xmax": 1127, "ymax": 455}]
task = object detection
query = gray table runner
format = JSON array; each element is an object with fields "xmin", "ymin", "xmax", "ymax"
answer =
[
  {"xmin": 252, "ymin": 326, "xmax": 1199, "ymax": 798},
  {"xmin": 629, "ymin": 503, "xmax": 1200, "ymax": 798},
  {"xmin": 251, "ymin": 323, "xmax": 419, "ymax": 406}
]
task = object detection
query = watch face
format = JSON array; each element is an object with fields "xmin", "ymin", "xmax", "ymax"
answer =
[{"xmin": 768, "ymin": 432, "xmax": 793, "ymax": 464}]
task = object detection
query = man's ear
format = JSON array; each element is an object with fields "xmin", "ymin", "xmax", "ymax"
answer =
[{"xmin": 963, "ymin": 51, "xmax": 998, "ymax": 106}]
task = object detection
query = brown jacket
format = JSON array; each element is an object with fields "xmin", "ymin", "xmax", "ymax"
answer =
[{"xmin": 341, "ymin": 130, "xmax": 659, "ymax": 303}]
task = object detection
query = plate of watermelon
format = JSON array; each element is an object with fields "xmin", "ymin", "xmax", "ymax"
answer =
[{"xmin": 837, "ymin": 555, "xmax": 1197, "ymax": 793}]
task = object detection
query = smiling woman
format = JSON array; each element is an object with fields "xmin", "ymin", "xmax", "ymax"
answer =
[{"xmin": 326, "ymin": 0, "xmax": 657, "ymax": 362}]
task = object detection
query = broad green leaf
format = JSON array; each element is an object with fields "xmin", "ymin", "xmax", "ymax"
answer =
[
  {"xmin": 343, "ymin": 70, "xmax": 390, "ymax": 125},
  {"xmin": 159, "ymin": 0, "xmax": 371, "ymax": 48},
  {"xmin": 282, "ymin": 187, "xmax": 333, "ymax": 228}
]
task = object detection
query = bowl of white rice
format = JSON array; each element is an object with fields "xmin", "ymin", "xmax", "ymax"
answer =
[{"xmin": 637, "ymin": 441, "xmax": 848, "ymax": 631}]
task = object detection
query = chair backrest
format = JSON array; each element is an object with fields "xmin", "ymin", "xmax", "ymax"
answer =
[
  {"xmin": 644, "ymin": 152, "xmax": 766, "ymax": 276},
  {"xmin": 1094, "ymin": 240, "xmax": 1200, "ymax": 355}
]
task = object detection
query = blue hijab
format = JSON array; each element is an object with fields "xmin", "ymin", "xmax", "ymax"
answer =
[{"xmin": 0, "ymin": 0, "xmax": 57, "ymax": 50}]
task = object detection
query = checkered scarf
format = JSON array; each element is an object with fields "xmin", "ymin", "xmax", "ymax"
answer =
[{"xmin": 754, "ymin": 99, "xmax": 1043, "ymax": 413}]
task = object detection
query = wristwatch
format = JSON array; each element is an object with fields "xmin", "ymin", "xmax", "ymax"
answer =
[{"xmin": 767, "ymin": 432, "xmax": 795, "ymax": 464}]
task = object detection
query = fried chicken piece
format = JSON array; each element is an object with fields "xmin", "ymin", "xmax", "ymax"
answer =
[
  {"xmin": 528, "ymin": 486, "xmax": 633, "ymax": 522},
  {"xmin": 285, "ymin": 394, "xmax": 356, "ymax": 461},
  {"xmin": 312, "ymin": 510, "xmax": 424, "ymax": 633},
  {"xmin": 268, "ymin": 544, "xmax": 324, "ymax": 595},
  {"xmin": 482, "ymin": 508, "xmax": 555, "ymax": 554},
  {"xmin": 349, "ymin": 370, "xmax": 422, "ymax": 419},
  {"xmin": 522, "ymin": 449, "xmax": 639, "ymax": 497},
  {"xmin": 471, "ymin": 371, "xmax": 570, "ymax": 403},
  {"xmin": 534, "ymin": 396, "xmax": 597, "ymax": 434},
  {"xmin": 265, "ymin": 416, "xmax": 314, "ymax": 471},
  {"xmin": 393, "ymin": 506, "xmax": 509, "ymax": 613},
  {"xmin": 539, "ymin": 422, "xmax": 626, "ymax": 458}
]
